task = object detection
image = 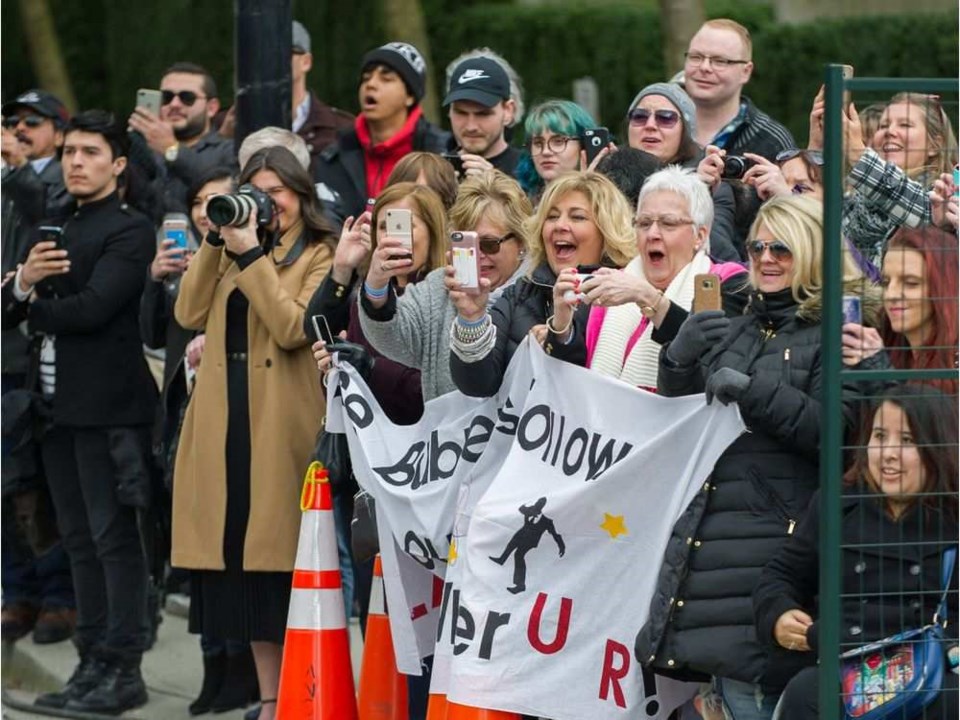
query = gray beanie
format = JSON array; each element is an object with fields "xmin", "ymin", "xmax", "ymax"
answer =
[{"xmin": 628, "ymin": 82, "xmax": 697, "ymax": 141}]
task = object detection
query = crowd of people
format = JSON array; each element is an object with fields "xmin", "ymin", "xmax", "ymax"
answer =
[{"xmin": 1, "ymin": 15, "xmax": 957, "ymax": 720}]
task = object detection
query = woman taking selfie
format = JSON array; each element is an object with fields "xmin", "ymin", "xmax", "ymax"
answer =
[
  {"xmin": 172, "ymin": 146, "xmax": 335, "ymax": 720},
  {"xmin": 635, "ymin": 196, "xmax": 876, "ymax": 719},
  {"xmin": 754, "ymin": 385, "xmax": 958, "ymax": 720},
  {"xmin": 549, "ymin": 166, "xmax": 746, "ymax": 391},
  {"xmin": 842, "ymin": 225, "xmax": 958, "ymax": 395},
  {"xmin": 449, "ymin": 171, "xmax": 635, "ymax": 397}
]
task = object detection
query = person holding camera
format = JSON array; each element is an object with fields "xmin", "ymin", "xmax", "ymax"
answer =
[{"xmin": 171, "ymin": 146, "xmax": 335, "ymax": 720}]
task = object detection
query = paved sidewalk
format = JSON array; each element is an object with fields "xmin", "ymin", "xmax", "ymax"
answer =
[{"xmin": 1, "ymin": 611, "xmax": 364, "ymax": 719}]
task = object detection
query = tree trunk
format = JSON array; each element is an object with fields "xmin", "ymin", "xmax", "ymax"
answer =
[
  {"xmin": 18, "ymin": 0, "xmax": 77, "ymax": 113},
  {"xmin": 658, "ymin": 0, "xmax": 705, "ymax": 79},
  {"xmin": 381, "ymin": 0, "xmax": 439, "ymax": 123}
]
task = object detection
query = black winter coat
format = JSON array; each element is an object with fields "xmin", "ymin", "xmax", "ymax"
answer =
[
  {"xmin": 636, "ymin": 288, "xmax": 856, "ymax": 690},
  {"xmin": 450, "ymin": 262, "xmax": 589, "ymax": 397},
  {"xmin": 754, "ymin": 490, "xmax": 958, "ymax": 660}
]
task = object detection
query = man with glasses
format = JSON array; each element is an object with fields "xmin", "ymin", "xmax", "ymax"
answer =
[
  {"xmin": 128, "ymin": 62, "xmax": 235, "ymax": 215},
  {"xmin": 1, "ymin": 89, "xmax": 78, "ymax": 648},
  {"xmin": 683, "ymin": 19, "xmax": 794, "ymax": 161},
  {"xmin": 291, "ymin": 21, "xmax": 353, "ymax": 176}
]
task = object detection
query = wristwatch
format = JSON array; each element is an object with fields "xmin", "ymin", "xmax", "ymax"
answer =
[
  {"xmin": 639, "ymin": 290, "xmax": 665, "ymax": 318},
  {"xmin": 164, "ymin": 143, "xmax": 180, "ymax": 163}
]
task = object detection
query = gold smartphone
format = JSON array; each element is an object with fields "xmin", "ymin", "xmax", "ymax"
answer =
[
  {"xmin": 693, "ymin": 273, "xmax": 722, "ymax": 313},
  {"xmin": 841, "ymin": 65, "xmax": 854, "ymax": 111}
]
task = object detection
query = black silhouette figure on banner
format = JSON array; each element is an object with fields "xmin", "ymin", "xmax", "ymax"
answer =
[{"xmin": 489, "ymin": 497, "xmax": 565, "ymax": 594}]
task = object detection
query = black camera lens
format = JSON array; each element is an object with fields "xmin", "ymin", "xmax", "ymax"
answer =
[{"xmin": 721, "ymin": 156, "xmax": 753, "ymax": 180}]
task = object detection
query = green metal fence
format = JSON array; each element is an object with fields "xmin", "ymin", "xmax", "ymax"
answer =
[{"xmin": 819, "ymin": 67, "xmax": 959, "ymax": 718}]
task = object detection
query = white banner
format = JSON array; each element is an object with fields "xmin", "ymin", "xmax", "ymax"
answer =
[{"xmin": 326, "ymin": 339, "xmax": 745, "ymax": 717}]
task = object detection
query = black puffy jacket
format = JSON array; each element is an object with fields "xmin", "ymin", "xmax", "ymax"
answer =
[
  {"xmin": 636, "ymin": 287, "xmax": 857, "ymax": 690},
  {"xmin": 450, "ymin": 262, "xmax": 589, "ymax": 397}
]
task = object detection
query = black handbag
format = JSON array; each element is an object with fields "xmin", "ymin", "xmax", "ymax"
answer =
[
  {"xmin": 350, "ymin": 489, "xmax": 379, "ymax": 564},
  {"xmin": 312, "ymin": 427, "xmax": 356, "ymax": 497}
]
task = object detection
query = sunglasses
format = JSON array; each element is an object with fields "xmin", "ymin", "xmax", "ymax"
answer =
[
  {"xmin": 161, "ymin": 90, "xmax": 206, "ymax": 107},
  {"xmin": 747, "ymin": 239, "xmax": 793, "ymax": 261},
  {"xmin": 627, "ymin": 108, "xmax": 680, "ymax": 129},
  {"xmin": 2, "ymin": 115, "xmax": 46, "ymax": 129},
  {"xmin": 775, "ymin": 148, "xmax": 824, "ymax": 166},
  {"xmin": 478, "ymin": 233, "xmax": 515, "ymax": 255}
]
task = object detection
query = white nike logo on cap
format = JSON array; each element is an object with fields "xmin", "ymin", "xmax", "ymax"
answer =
[{"xmin": 458, "ymin": 69, "xmax": 490, "ymax": 84}]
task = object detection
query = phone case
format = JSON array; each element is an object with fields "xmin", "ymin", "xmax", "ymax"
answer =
[
  {"xmin": 582, "ymin": 127, "xmax": 610, "ymax": 164},
  {"xmin": 693, "ymin": 273, "xmax": 722, "ymax": 313},
  {"xmin": 451, "ymin": 232, "xmax": 480, "ymax": 291},
  {"xmin": 163, "ymin": 221, "xmax": 189, "ymax": 250}
]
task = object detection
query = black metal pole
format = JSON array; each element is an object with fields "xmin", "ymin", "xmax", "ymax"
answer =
[{"xmin": 234, "ymin": 0, "xmax": 292, "ymax": 156}]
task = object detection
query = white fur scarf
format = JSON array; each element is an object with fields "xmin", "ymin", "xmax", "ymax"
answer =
[{"xmin": 590, "ymin": 252, "xmax": 712, "ymax": 388}]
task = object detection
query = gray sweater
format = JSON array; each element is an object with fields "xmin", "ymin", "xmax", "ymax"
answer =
[{"xmin": 358, "ymin": 267, "xmax": 458, "ymax": 402}]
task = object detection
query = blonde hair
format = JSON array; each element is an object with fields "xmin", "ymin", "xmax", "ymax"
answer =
[
  {"xmin": 386, "ymin": 152, "xmax": 459, "ymax": 210},
  {"xmin": 886, "ymin": 92, "xmax": 958, "ymax": 178},
  {"xmin": 371, "ymin": 182, "xmax": 448, "ymax": 275},
  {"xmin": 747, "ymin": 195, "xmax": 861, "ymax": 303},
  {"xmin": 701, "ymin": 19, "xmax": 752, "ymax": 60},
  {"xmin": 448, "ymin": 171, "xmax": 533, "ymax": 254},
  {"xmin": 524, "ymin": 171, "xmax": 636, "ymax": 273}
]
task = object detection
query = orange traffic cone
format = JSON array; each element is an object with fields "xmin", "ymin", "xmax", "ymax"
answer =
[
  {"xmin": 358, "ymin": 554, "xmax": 408, "ymax": 720},
  {"xmin": 446, "ymin": 702, "xmax": 520, "ymax": 720},
  {"xmin": 276, "ymin": 462, "xmax": 358, "ymax": 720},
  {"xmin": 425, "ymin": 694, "xmax": 450, "ymax": 720}
]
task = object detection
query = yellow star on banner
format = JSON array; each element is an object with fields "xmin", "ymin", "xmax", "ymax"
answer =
[
  {"xmin": 600, "ymin": 513, "xmax": 628, "ymax": 539},
  {"xmin": 448, "ymin": 539, "xmax": 458, "ymax": 565}
]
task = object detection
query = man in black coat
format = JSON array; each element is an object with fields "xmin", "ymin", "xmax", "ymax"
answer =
[
  {"xmin": 314, "ymin": 41, "xmax": 450, "ymax": 227},
  {"xmin": 1, "ymin": 89, "xmax": 77, "ymax": 646},
  {"xmin": 2, "ymin": 110, "xmax": 158, "ymax": 715}
]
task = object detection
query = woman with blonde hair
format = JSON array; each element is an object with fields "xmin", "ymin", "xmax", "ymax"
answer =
[
  {"xmin": 636, "ymin": 195, "xmax": 877, "ymax": 719},
  {"xmin": 449, "ymin": 170, "xmax": 635, "ymax": 397},
  {"xmin": 843, "ymin": 92, "xmax": 959, "ymax": 263},
  {"xmin": 357, "ymin": 170, "xmax": 531, "ymax": 400},
  {"xmin": 386, "ymin": 152, "xmax": 459, "ymax": 211}
]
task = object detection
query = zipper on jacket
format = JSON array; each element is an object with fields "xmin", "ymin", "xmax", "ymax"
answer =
[
  {"xmin": 749, "ymin": 472, "xmax": 796, "ymax": 535},
  {"xmin": 782, "ymin": 347, "xmax": 791, "ymax": 383}
]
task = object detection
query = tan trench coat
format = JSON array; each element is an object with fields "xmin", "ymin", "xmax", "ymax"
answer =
[{"xmin": 171, "ymin": 229, "xmax": 332, "ymax": 571}]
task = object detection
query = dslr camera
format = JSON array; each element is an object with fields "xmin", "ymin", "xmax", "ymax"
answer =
[
  {"xmin": 720, "ymin": 155, "xmax": 755, "ymax": 180},
  {"xmin": 206, "ymin": 184, "xmax": 274, "ymax": 228}
]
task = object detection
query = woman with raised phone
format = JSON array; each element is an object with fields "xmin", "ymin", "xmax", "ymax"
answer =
[{"xmin": 753, "ymin": 385, "xmax": 958, "ymax": 720}]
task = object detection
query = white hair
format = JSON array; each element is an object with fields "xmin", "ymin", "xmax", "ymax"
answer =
[
  {"xmin": 445, "ymin": 48, "xmax": 525, "ymax": 126},
  {"xmin": 637, "ymin": 165, "xmax": 714, "ymax": 238},
  {"xmin": 238, "ymin": 127, "xmax": 311, "ymax": 171}
]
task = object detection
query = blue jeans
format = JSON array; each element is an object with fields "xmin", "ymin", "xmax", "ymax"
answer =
[
  {"xmin": 714, "ymin": 677, "xmax": 780, "ymax": 720},
  {"xmin": 332, "ymin": 491, "xmax": 354, "ymax": 616}
]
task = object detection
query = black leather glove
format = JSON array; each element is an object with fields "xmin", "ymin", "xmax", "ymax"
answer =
[
  {"xmin": 327, "ymin": 340, "xmax": 375, "ymax": 382},
  {"xmin": 666, "ymin": 310, "xmax": 730, "ymax": 367},
  {"xmin": 705, "ymin": 367, "xmax": 751, "ymax": 405}
]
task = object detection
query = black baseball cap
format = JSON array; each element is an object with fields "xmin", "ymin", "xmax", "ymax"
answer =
[
  {"xmin": 443, "ymin": 57, "xmax": 511, "ymax": 108},
  {"xmin": 2, "ymin": 89, "xmax": 70, "ymax": 128}
]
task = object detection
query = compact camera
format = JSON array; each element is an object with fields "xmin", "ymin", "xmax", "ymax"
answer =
[
  {"xmin": 206, "ymin": 184, "xmax": 275, "ymax": 228},
  {"xmin": 720, "ymin": 155, "xmax": 755, "ymax": 180}
]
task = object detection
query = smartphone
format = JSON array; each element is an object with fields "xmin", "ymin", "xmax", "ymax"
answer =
[
  {"xmin": 136, "ymin": 88, "xmax": 162, "ymax": 116},
  {"xmin": 693, "ymin": 273, "xmax": 722, "ymax": 313},
  {"xmin": 581, "ymin": 127, "xmax": 610, "ymax": 165},
  {"xmin": 311, "ymin": 314, "xmax": 336, "ymax": 345},
  {"xmin": 38, "ymin": 225, "xmax": 63, "ymax": 249},
  {"xmin": 162, "ymin": 217, "xmax": 189, "ymax": 253},
  {"xmin": 841, "ymin": 65, "xmax": 854, "ymax": 111},
  {"xmin": 842, "ymin": 295, "xmax": 862, "ymax": 325},
  {"xmin": 450, "ymin": 231, "xmax": 480, "ymax": 293},
  {"xmin": 385, "ymin": 208, "xmax": 413, "ymax": 255},
  {"xmin": 953, "ymin": 165, "xmax": 959, "ymax": 197},
  {"xmin": 442, "ymin": 152, "xmax": 465, "ymax": 178}
]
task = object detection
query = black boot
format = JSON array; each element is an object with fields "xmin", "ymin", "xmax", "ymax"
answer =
[
  {"xmin": 35, "ymin": 653, "xmax": 106, "ymax": 709},
  {"xmin": 65, "ymin": 658, "xmax": 148, "ymax": 715},
  {"xmin": 189, "ymin": 651, "xmax": 227, "ymax": 715},
  {"xmin": 211, "ymin": 646, "xmax": 258, "ymax": 713}
]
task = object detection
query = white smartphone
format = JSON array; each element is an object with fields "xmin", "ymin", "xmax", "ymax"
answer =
[
  {"xmin": 450, "ymin": 231, "xmax": 480, "ymax": 294},
  {"xmin": 136, "ymin": 88, "xmax": 162, "ymax": 116},
  {"xmin": 385, "ymin": 208, "xmax": 413, "ymax": 255}
]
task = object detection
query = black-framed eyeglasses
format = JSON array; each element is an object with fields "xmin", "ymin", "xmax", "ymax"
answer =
[
  {"xmin": 161, "ymin": 90, "xmax": 207, "ymax": 107},
  {"xmin": 627, "ymin": 108, "xmax": 680, "ymax": 129},
  {"xmin": 775, "ymin": 149, "xmax": 824, "ymax": 166},
  {"xmin": 529, "ymin": 135, "xmax": 578, "ymax": 155},
  {"xmin": 747, "ymin": 239, "xmax": 793, "ymax": 261},
  {"xmin": 2, "ymin": 115, "xmax": 46, "ymax": 129},
  {"xmin": 478, "ymin": 233, "xmax": 516, "ymax": 255},
  {"xmin": 683, "ymin": 52, "xmax": 749, "ymax": 69}
]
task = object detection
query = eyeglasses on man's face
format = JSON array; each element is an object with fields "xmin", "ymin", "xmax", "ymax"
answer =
[
  {"xmin": 2, "ymin": 115, "xmax": 46, "ymax": 129},
  {"xmin": 161, "ymin": 90, "xmax": 206, "ymax": 107},
  {"xmin": 684, "ymin": 52, "xmax": 749, "ymax": 69}
]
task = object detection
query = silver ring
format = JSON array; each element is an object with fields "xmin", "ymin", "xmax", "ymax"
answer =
[{"xmin": 381, "ymin": 261, "xmax": 388, "ymax": 272}]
